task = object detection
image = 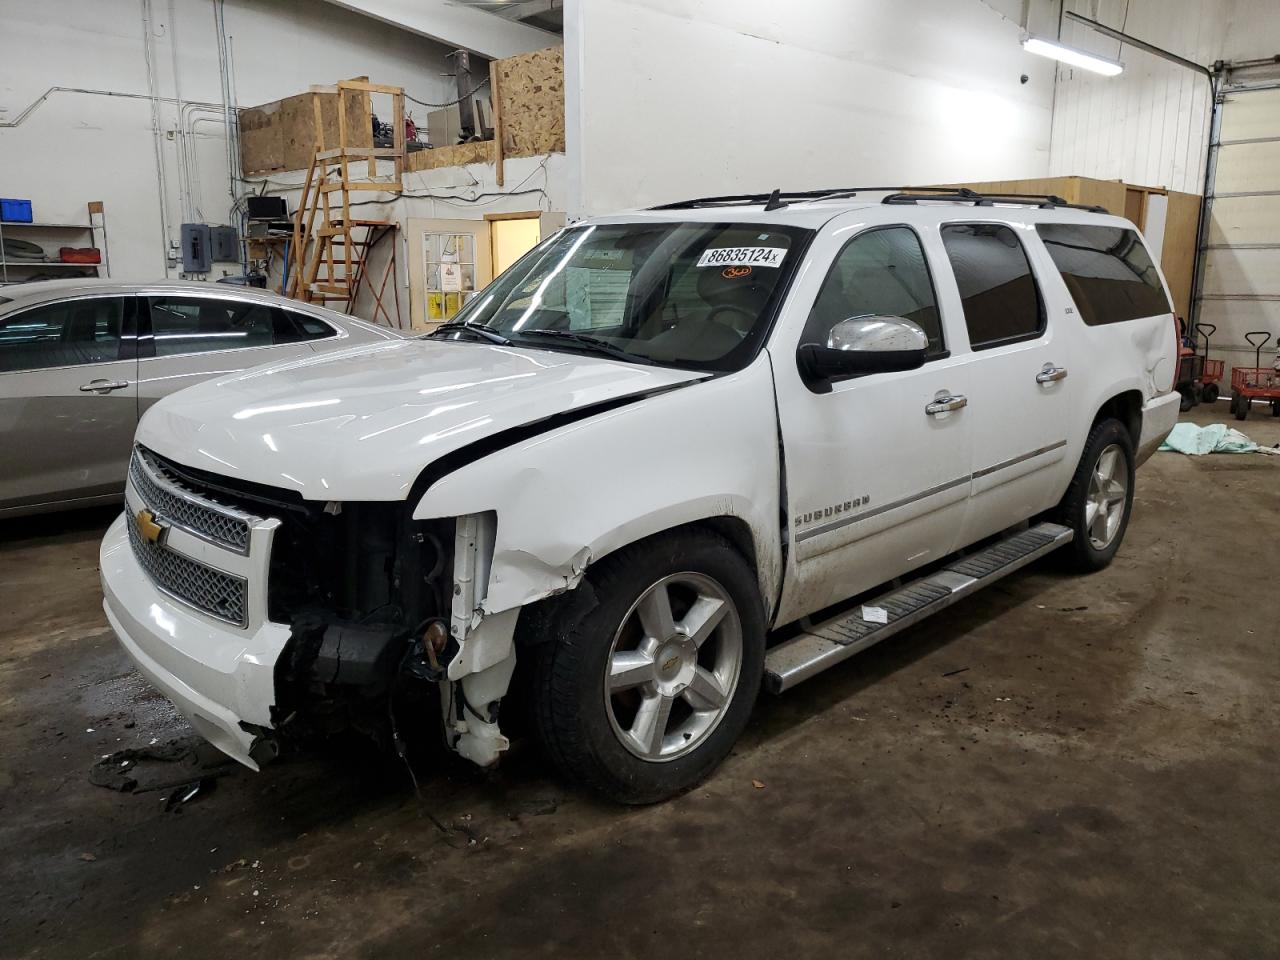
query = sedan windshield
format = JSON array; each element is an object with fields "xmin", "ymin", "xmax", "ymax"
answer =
[{"xmin": 429, "ymin": 221, "xmax": 811, "ymax": 371}]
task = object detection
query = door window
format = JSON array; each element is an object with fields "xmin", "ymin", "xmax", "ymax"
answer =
[
  {"xmin": 147, "ymin": 298, "xmax": 329, "ymax": 356},
  {"xmin": 940, "ymin": 223, "xmax": 1045, "ymax": 349},
  {"xmin": 1035, "ymin": 223, "xmax": 1171, "ymax": 325},
  {"xmin": 277, "ymin": 310, "xmax": 338, "ymax": 343},
  {"xmin": 0, "ymin": 298, "xmax": 123, "ymax": 372},
  {"xmin": 423, "ymin": 233, "xmax": 478, "ymax": 323},
  {"xmin": 803, "ymin": 227, "xmax": 945, "ymax": 356}
]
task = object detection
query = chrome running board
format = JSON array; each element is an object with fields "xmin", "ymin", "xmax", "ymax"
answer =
[{"xmin": 764, "ymin": 522, "xmax": 1073, "ymax": 693}]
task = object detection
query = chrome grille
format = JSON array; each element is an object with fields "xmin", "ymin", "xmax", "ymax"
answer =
[
  {"xmin": 127, "ymin": 512, "xmax": 248, "ymax": 627},
  {"xmin": 129, "ymin": 448, "xmax": 256, "ymax": 554}
]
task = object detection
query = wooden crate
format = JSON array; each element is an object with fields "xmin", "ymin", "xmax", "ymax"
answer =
[{"xmin": 240, "ymin": 86, "xmax": 372, "ymax": 177}]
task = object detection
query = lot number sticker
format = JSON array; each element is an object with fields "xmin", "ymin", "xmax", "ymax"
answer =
[{"xmin": 696, "ymin": 246, "xmax": 787, "ymax": 268}]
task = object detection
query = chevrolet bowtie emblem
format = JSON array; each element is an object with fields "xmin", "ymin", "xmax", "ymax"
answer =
[{"xmin": 135, "ymin": 509, "xmax": 166, "ymax": 544}]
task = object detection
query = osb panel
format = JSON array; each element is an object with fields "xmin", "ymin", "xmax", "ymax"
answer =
[
  {"xmin": 315, "ymin": 88, "xmax": 372, "ymax": 155},
  {"xmin": 1162, "ymin": 191, "xmax": 1203, "ymax": 321},
  {"xmin": 406, "ymin": 141, "xmax": 495, "ymax": 171},
  {"xmin": 497, "ymin": 45, "xmax": 564, "ymax": 158},
  {"xmin": 240, "ymin": 90, "xmax": 373, "ymax": 175},
  {"xmin": 240, "ymin": 100, "xmax": 285, "ymax": 175}
]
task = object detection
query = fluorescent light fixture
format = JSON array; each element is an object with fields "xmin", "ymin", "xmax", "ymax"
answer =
[{"xmin": 1022, "ymin": 36, "xmax": 1124, "ymax": 76}]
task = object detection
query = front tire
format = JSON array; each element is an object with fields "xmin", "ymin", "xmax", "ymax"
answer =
[
  {"xmin": 1055, "ymin": 418, "xmax": 1135, "ymax": 573},
  {"xmin": 1201, "ymin": 382, "xmax": 1220, "ymax": 404},
  {"xmin": 1234, "ymin": 391, "xmax": 1249, "ymax": 421},
  {"xmin": 532, "ymin": 529, "xmax": 765, "ymax": 804}
]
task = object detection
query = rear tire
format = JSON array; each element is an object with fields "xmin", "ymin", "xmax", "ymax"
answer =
[
  {"xmin": 1179, "ymin": 389, "xmax": 1195, "ymax": 412},
  {"xmin": 531, "ymin": 529, "xmax": 765, "ymax": 804},
  {"xmin": 1201, "ymin": 383, "xmax": 1220, "ymax": 404},
  {"xmin": 1234, "ymin": 392, "xmax": 1249, "ymax": 421},
  {"xmin": 1055, "ymin": 418, "xmax": 1135, "ymax": 573}
]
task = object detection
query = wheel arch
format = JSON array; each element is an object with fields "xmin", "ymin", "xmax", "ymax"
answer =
[
  {"xmin": 1092, "ymin": 388, "xmax": 1143, "ymax": 448},
  {"xmin": 513, "ymin": 513, "xmax": 768, "ymax": 652}
]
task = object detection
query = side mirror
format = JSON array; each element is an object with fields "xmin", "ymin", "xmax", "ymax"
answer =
[{"xmin": 798, "ymin": 315, "xmax": 930, "ymax": 392}]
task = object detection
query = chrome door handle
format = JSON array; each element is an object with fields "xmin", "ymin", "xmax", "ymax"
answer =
[
  {"xmin": 925, "ymin": 394, "xmax": 967, "ymax": 415},
  {"xmin": 1036, "ymin": 364, "xmax": 1068, "ymax": 384},
  {"xmin": 79, "ymin": 379, "xmax": 129, "ymax": 394}
]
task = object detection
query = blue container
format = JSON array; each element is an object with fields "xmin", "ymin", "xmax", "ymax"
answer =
[{"xmin": 1, "ymin": 199, "xmax": 33, "ymax": 223}]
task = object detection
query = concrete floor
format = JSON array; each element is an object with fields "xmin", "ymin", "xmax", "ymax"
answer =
[{"xmin": 2, "ymin": 403, "xmax": 1277, "ymax": 959}]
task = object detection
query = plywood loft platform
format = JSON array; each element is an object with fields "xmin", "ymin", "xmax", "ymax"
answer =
[
  {"xmin": 240, "ymin": 46, "xmax": 565, "ymax": 184},
  {"xmin": 404, "ymin": 46, "xmax": 565, "ymax": 183}
]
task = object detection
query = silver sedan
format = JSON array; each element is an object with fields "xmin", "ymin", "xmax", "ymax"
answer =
[{"xmin": 0, "ymin": 279, "xmax": 402, "ymax": 517}]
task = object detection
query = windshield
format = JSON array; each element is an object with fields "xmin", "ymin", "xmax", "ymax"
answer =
[{"xmin": 430, "ymin": 221, "xmax": 812, "ymax": 371}]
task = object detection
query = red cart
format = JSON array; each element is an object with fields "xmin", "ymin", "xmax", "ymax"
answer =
[
  {"xmin": 1230, "ymin": 330, "xmax": 1280, "ymax": 421},
  {"xmin": 1175, "ymin": 320, "xmax": 1225, "ymax": 409},
  {"xmin": 1197, "ymin": 323, "xmax": 1225, "ymax": 404}
]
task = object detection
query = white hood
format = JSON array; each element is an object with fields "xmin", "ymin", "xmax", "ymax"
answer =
[{"xmin": 136, "ymin": 339, "xmax": 702, "ymax": 501}]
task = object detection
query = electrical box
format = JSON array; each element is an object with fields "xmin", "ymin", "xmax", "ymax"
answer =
[
  {"xmin": 211, "ymin": 225, "xmax": 239, "ymax": 262},
  {"xmin": 180, "ymin": 223, "xmax": 211, "ymax": 273}
]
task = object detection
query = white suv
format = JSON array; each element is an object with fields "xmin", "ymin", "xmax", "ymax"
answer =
[{"xmin": 101, "ymin": 188, "xmax": 1180, "ymax": 803}]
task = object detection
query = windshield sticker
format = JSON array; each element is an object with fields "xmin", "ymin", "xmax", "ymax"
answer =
[
  {"xmin": 722, "ymin": 265, "xmax": 753, "ymax": 279},
  {"xmin": 696, "ymin": 246, "xmax": 787, "ymax": 269}
]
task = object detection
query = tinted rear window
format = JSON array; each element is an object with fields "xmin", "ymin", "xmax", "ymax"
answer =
[
  {"xmin": 940, "ymin": 223, "xmax": 1044, "ymax": 349},
  {"xmin": 1036, "ymin": 224, "xmax": 1170, "ymax": 325}
]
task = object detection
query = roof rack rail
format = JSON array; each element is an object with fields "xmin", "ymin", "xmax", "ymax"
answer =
[
  {"xmin": 649, "ymin": 186, "xmax": 905, "ymax": 211},
  {"xmin": 881, "ymin": 187, "xmax": 1109, "ymax": 214}
]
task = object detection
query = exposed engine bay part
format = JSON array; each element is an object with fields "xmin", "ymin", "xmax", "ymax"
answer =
[
  {"xmin": 444, "ymin": 652, "xmax": 517, "ymax": 767},
  {"xmin": 439, "ymin": 513, "xmax": 516, "ymax": 765},
  {"xmin": 451, "ymin": 512, "xmax": 495, "ymax": 643},
  {"xmin": 265, "ymin": 506, "xmax": 527, "ymax": 768},
  {"xmin": 266, "ymin": 500, "xmax": 460, "ymax": 748}
]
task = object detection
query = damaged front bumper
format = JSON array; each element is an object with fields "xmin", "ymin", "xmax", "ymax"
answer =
[{"xmin": 100, "ymin": 512, "xmax": 288, "ymax": 769}]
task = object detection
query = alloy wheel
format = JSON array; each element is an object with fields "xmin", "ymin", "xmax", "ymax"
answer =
[
  {"xmin": 1085, "ymin": 443, "xmax": 1128, "ymax": 550},
  {"xmin": 604, "ymin": 572, "xmax": 743, "ymax": 762}
]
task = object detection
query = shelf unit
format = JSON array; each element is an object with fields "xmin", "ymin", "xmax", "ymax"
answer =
[{"xmin": 0, "ymin": 202, "xmax": 109, "ymax": 285}]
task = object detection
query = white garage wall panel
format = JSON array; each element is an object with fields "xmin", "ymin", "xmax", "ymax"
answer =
[
  {"xmin": 0, "ymin": 0, "xmax": 457, "ymax": 280},
  {"xmin": 1049, "ymin": 0, "xmax": 1280, "ymax": 195},
  {"xmin": 1199, "ymin": 83, "xmax": 1280, "ymax": 378},
  {"xmin": 565, "ymin": 0, "xmax": 1061, "ymax": 217}
]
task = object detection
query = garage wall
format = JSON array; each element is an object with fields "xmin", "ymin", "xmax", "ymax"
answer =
[
  {"xmin": 1049, "ymin": 0, "xmax": 1280, "ymax": 194},
  {"xmin": 0, "ymin": 0, "xmax": 457, "ymax": 280},
  {"xmin": 564, "ymin": 0, "xmax": 1062, "ymax": 217},
  {"xmin": 1197, "ymin": 76, "xmax": 1280, "ymax": 379}
]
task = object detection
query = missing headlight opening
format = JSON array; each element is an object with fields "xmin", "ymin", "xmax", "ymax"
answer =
[{"xmin": 267, "ymin": 499, "xmax": 460, "ymax": 752}]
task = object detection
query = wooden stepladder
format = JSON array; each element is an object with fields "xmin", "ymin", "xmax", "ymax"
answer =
[{"xmin": 287, "ymin": 79, "xmax": 405, "ymax": 325}]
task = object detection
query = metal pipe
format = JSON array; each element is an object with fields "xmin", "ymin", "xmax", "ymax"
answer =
[
  {"xmin": 213, "ymin": 0, "xmax": 239, "ymax": 226},
  {"xmin": 0, "ymin": 86, "xmax": 223, "ymax": 129},
  {"xmin": 166, "ymin": 0, "xmax": 191, "ymax": 221},
  {"xmin": 184, "ymin": 104, "xmax": 227, "ymax": 221},
  {"xmin": 191, "ymin": 115, "xmax": 231, "ymax": 219},
  {"xmin": 141, "ymin": 0, "xmax": 173, "ymax": 276},
  {"xmin": 1189, "ymin": 69, "xmax": 1223, "ymax": 330},
  {"xmin": 1062, "ymin": 9, "xmax": 1211, "ymax": 78}
]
